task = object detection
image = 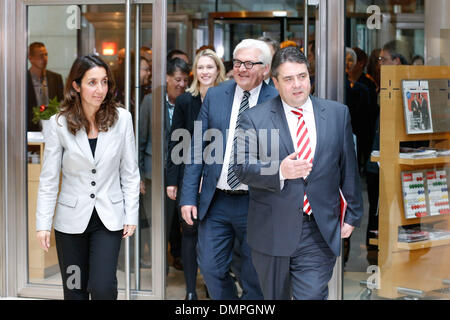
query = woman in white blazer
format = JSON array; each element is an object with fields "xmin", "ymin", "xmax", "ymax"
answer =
[{"xmin": 36, "ymin": 54, "xmax": 140, "ymax": 300}]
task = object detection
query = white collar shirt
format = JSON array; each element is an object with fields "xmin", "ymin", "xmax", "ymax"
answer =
[
  {"xmin": 216, "ymin": 82, "xmax": 263, "ymax": 191},
  {"xmin": 279, "ymin": 96, "xmax": 316, "ymax": 184}
]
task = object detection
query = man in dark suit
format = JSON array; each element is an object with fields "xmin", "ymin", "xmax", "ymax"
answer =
[
  {"xmin": 411, "ymin": 93, "xmax": 421, "ymax": 130},
  {"xmin": 179, "ymin": 39, "xmax": 278, "ymax": 300},
  {"xmin": 139, "ymin": 58, "xmax": 190, "ymax": 272},
  {"xmin": 233, "ymin": 46, "xmax": 363, "ymax": 300},
  {"xmin": 420, "ymin": 93, "xmax": 430, "ymax": 130},
  {"xmin": 27, "ymin": 42, "xmax": 64, "ymax": 132}
]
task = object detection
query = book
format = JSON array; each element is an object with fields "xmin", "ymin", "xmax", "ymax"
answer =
[
  {"xmin": 398, "ymin": 228, "xmax": 430, "ymax": 243},
  {"xmin": 399, "ymin": 147, "xmax": 437, "ymax": 159},
  {"xmin": 401, "ymin": 80, "xmax": 433, "ymax": 134}
]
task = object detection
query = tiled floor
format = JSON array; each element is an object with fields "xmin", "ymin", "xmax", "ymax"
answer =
[{"xmin": 5, "ymin": 176, "xmax": 449, "ymax": 300}]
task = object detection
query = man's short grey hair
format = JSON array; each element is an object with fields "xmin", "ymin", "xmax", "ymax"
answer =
[
  {"xmin": 233, "ymin": 39, "xmax": 272, "ymax": 67},
  {"xmin": 346, "ymin": 47, "xmax": 357, "ymax": 64}
]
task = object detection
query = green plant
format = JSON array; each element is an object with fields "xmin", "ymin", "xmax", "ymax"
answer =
[{"xmin": 32, "ymin": 96, "xmax": 60, "ymax": 124}]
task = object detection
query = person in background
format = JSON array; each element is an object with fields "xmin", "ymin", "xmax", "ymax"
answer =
[
  {"xmin": 350, "ymin": 47, "xmax": 379, "ymax": 171},
  {"xmin": 196, "ymin": 45, "xmax": 216, "ymax": 55},
  {"xmin": 280, "ymin": 40, "xmax": 298, "ymax": 49},
  {"xmin": 167, "ymin": 49, "xmax": 226, "ymax": 300},
  {"xmin": 345, "ymin": 47, "xmax": 370, "ymax": 172},
  {"xmin": 27, "ymin": 42, "xmax": 64, "ymax": 132},
  {"xmin": 36, "ymin": 54, "xmax": 140, "ymax": 300},
  {"xmin": 307, "ymin": 40, "xmax": 316, "ymax": 94},
  {"xmin": 367, "ymin": 48, "xmax": 381, "ymax": 92},
  {"xmin": 115, "ymin": 52, "xmax": 150, "ymax": 123},
  {"xmin": 224, "ymin": 60, "xmax": 234, "ymax": 80},
  {"xmin": 411, "ymin": 55, "xmax": 424, "ymax": 66},
  {"xmin": 139, "ymin": 58, "xmax": 190, "ymax": 274},
  {"xmin": 379, "ymin": 40, "xmax": 409, "ymax": 66},
  {"xmin": 167, "ymin": 49, "xmax": 190, "ymax": 65},
  {"xmin": 258, "ymin": 36, "xmax": 280, "ymax": 87},
  {"xmin": 140, "ymin": 46, "xmax": 152, "ymax": 95}
]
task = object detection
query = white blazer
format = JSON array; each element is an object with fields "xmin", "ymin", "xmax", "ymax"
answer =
[{"xmin": 36, "ymin": 107, "xmax": 140, "ymax": 234}]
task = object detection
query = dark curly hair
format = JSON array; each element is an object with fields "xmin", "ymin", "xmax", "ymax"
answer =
[{"xmin": 58, "ymin": 54, "xmax": 121, "ymax": 135}]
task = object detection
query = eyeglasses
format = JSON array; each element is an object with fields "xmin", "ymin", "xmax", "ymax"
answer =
[{"xmin": 232, "ymin": 59, "xmax": 264, "ymax": 69}]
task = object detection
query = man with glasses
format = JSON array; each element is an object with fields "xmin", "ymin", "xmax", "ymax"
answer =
[
  {"xmin": 179, "ymin": 39, "xmax": 278, "ymax": 300},
  {"xmin": 378, "ymin": 40, "xmax": 409, "ymax": 66}
]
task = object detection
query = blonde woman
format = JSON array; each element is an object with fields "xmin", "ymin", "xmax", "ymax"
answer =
[{"xmin": 166, "ymin": 49, "xmax": 225, "ymax": 300}]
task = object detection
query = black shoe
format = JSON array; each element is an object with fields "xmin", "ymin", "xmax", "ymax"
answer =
[
  {"xmin": 185, "ymin": 292, "xmax": 198, "ymax": 300},
  {"xmin": 173, "ymin": 257, "xmax": 183, "ymax": 271}
]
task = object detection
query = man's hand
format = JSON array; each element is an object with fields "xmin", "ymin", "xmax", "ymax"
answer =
[
  {"xmin": 341, "ymin": 223, "xmax": 355, "ymax": 238},
  {"xmin": 167, "ymin": 186, "xmax": 178, "ymax": 201},
  {"xmin": 181, "ymin": 205, "xmax": 198, "ymax": 226},
  {"xmin": 280, "ymin": 152, "xmax": 313, "ymax": 180},
  {"xmin": 140, "ymin": 181, "xmax": 146, "ymax": 195}
]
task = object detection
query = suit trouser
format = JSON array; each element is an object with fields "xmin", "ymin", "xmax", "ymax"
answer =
[
  {"xmin": 54, "ymin": 209, "xmax": 123, "ymax": 300},
  {"xmin": 197, "ymin": 190, "xmax": 263, "ymax": 300},
  {"xmin": 251, "ymin": 214, "xmax": 336, "ymax": 300}
]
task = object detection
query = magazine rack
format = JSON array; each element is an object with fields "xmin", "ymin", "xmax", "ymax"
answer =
[{"xmin": 372, "ymin": 66, "xmax": 450, "ymax": 299}]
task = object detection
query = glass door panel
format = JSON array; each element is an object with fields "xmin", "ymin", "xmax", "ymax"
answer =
[{"xmin": 24, "ymin": 0, "xmax": 164, "ymax": 299}]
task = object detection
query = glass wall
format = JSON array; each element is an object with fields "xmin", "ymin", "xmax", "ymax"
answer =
[{"xmin": 343, "ymin": 0, "xmax": 450, "ymax": 300}]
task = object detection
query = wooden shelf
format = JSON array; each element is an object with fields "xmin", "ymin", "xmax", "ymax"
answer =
[
  {"xmin": 397, "ymin": 237, "xmax": 450, "ymax": 251},
  {"xmin": 372, "ymin": 155, "xmax": 450, "ymax": 165},
  {"xmin": 398, "ymin": 156, "xmax": 450, "ymax": 166},
  {"xmin": 376, "ymin": 66, "xmax": 450, "ymax": 299}
]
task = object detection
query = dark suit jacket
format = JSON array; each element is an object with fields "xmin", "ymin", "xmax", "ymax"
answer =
[
  {"xmin": 27, "ymin": 70, "xmax": 64, "ymax": 131},
  {"xmin": 179, "ymin": 80, "xmax": 279, "ymax": 220},
  {"xmin": 166, "ymin": 92, "xmax": 202, "ymax": 187},
  {"xmin": 139, "ymin": 92, "xmax": 172, "ymax": 180},
  {"xmin": 233, "ymin": 95, "xmax": 364, "ymax": 257}
]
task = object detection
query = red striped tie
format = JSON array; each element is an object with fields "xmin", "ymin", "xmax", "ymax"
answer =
[{"xmin": 291, "ymin": 108, "xmax": 313, "ymax": 215}]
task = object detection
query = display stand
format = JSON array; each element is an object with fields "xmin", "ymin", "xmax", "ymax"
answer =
[
  {"xmin": 373, "ymin": 66, "xmax": 450, "ymax": 298},
  {"xmin": 27, "ymin": 142, "xmax": 59, "ymax": 279}
]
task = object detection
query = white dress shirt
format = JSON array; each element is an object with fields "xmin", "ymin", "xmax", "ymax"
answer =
[
  {"xmin": 216, "ymin": 83, "xmax": 263, "ymax": 191},
  {"xmin": 280, "ymin": 96, "xmax": 316, "ymax": 187}
]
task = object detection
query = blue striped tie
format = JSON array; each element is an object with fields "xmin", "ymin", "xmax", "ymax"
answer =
[{"xmin": 227, "ymin": 90, "xmax": 250, "ymax": 190}]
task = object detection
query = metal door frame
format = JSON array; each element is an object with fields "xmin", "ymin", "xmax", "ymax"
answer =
[
  {"xmin": 314, "ymin": 0, "xmax": 346, "ymax": 300},
  {"xmin": 0, "ymin": 0, "xmax": 167, "ymax": 299}
]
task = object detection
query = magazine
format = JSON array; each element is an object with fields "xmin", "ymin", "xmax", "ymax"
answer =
[{"xmin": 402, "ymin": 80, "xmax": 433, "ymax": 134}]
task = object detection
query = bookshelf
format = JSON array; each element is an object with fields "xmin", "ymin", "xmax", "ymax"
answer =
[{"xmin": 376, "ymin": 66, "xmax": 450, "ymax": 299}]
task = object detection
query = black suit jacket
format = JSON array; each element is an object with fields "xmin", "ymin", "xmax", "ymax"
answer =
[
  {"xmin": 234, "ymin": 95, "xmax": 364, "ymax": 257},
  {"xmin": 27, "ymin": 69, "xmax": 64, "ymax": 131},
  {"xmin": 138, "ymin": 91, "xmax": 173, "ymax": 180},
  {"xmin": 166, "ymin": 92, "xmax": 202, "ymax": 187}
]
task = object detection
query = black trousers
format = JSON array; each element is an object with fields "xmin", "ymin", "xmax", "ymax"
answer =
[{"xmin": 54, "ymin": 209, "xmax": 123, "ymax": 300}]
